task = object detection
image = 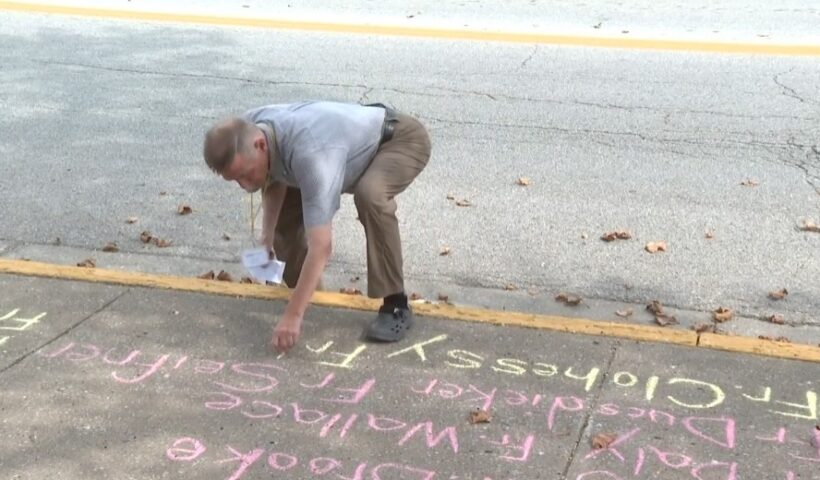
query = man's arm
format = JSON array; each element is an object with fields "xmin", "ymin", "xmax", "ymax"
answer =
[
  {"xmin": 271, "ymin": 223, "xmax": 332, "ymax": 352},
  {"xmin": 261, "ymin": 181, "xmax": 288, "ymax": 251}
]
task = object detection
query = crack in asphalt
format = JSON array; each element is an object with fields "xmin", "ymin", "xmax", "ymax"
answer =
[
  {"xmin": 784, "ymin": 137, "xmax": 820, "ymax": 194},
  {"xmin": 20, "ymin": 58, "xmax": 820, "ymax": 123},
  {"xmin": 521, "ymin": 45, "xmax": 538, "ymax": 68},
  {"xmin": 773, "ymin": 68, "xmax": 819, "ymax": 106},
  {"xmin": 32, "ymin": 59, "xmax": 369, "ymax": 91}
]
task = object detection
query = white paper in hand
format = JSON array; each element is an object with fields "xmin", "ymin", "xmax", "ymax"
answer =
[{"xmin": 241, "ymin": 247, "xmax": 285, "ymax": 284}]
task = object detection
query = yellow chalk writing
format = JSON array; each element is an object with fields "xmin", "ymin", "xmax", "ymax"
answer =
[
  {"xmin": 565, "ymin": 367, "xmax": 601, "ymax": 392},
  {"xmin": 306, "ymin": 341, "xmax": 334, "ymax": 354},
  {"xmin": 614, "ymin": 371, "xmax": 638, "ymax": 387},
  {"xmin": 445, "ymin": 350, "xmax": 483, "ymax": 369},
  {"xmin": 492, "ymin": 358, "xmax": 528, "ymax": 376},
  {"xmin": 533, "ymin": 363, "xmax": 558, "ymax": 377},
  {"xmin": 667, "ymin": 378, "xmax": 725, "ymax": 409},
  {"xmin": 742, "ymin": 386, "xmax": 771, "ymax": 403},
  {"xmin": 386, "ymin": 334, "xmax": 448, "ymax": 362},
  {"xmin": 770, "ymin": 391, "xmax": 817, "ymax": 420},
  {"xmin": 645, "ymin": 376, "xmax": 659, "ymax": 401},
  {"xmin": 317, "ymin": 345, "xmax": 367, "ymax": 369},
  {"xmin": 0, "ymin": 309, "xmax": 46, "ymax": 331}
]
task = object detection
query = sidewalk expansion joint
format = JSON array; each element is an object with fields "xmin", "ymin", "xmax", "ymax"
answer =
[
  {"xmin": 559, "ymin": 344, "xmax": 618, "ymax": 479},
  {"xmin": 0, "ymin": 288, "xmax": 129, "ymax": 377}
]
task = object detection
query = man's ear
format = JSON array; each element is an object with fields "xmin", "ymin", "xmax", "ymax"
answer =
[{"xmin": 254, "ymin": 131, "xmax": 267, "ymax": 152}]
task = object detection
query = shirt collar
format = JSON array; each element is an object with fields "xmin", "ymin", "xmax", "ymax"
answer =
[{"xmin": 255, "ymin": 120, "xmax": 286, "ymax": 184}]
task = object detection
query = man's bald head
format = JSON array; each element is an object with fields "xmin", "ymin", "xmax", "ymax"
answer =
[{"xmin": 202, "ymin": 117, "xmax": 259, "ymax": 174}]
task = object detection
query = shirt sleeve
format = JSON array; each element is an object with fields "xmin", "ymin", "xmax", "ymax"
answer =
[{"xmin": 291, "ymin": 146, "xmax": 348, "ymax": 228}]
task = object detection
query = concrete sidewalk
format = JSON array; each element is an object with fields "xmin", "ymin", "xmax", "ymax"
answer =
[{"xmin": 1, "ymin": 271, "xmax": 818, "ymax": 479}]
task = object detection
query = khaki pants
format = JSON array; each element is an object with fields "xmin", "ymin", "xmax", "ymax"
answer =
[{"xmin": 274, "ymin": 112, "xmax": 432, "ymax": 298}]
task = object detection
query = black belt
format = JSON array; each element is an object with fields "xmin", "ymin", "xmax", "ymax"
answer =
[{"xmin": 365, "ymin": 102, "xmax": 399, "ymax": 145}]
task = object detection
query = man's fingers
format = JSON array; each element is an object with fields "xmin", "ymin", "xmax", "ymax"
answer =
[{"xmin": 273, "ymin": 332, "xmax": 293, "ymax": 353}]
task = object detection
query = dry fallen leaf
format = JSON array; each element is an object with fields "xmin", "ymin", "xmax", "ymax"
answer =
[
  {"xmin": 153, "ymin": 238, "xmax": 172, "ymax": 248},
  {"xmin": 126, "ymin": 216, "xmax": 138, "ymax": 224},
  {"xmin": 799, "ymin": 220, "xmax": 820, "ymax": 233},
  {"xmin": 409, "ymin": 292, "xmax": 424, "ymax": 301},
  {"xmin": 655, "ymin": 314, "xmax": 678, "ymax": 327},
  {"xmin": 340, "ymin": 287, "xmax": 363, "ymax": 295},
  {"xmin": 216, "ymin": 270, "xmax": 233, "ymax": 282},
  {"xmin": 768, "ymin": 314, "xmax": 785, "ymax": 325},
  {"xmin": 713, "ymin": 307, "xmax": 734, "ymax": 323},
  {"xmin": 646, "ymin": 300, "xmax": 664, "ymax": 315},
  {"xmin": 222, "ymin": 233, "xmax": 231, "ymax": 241},
  {"xmin": 198, "ymin": 270, "xmax": 215, "ymax": 280},
  {"xmin": 440, "ymin": 246, "xmax": 451, "ymax": 256},
  {"xmin": 769, "ymin": 288, "xmax": 788, "ymax": 300},
  {"xmin": 555, "ymin": 293, "xmax": 583, "ymax": 306},
  {"xmin": 775, "ymin": 336, "xmax": 791, "ymax": 343},
  {"xmin": 516, "ymin": 177, "xmax": 531, "ymax": 186},
  {"xmin": 159, "ymin": 191, "xmax": 167, "ymax": 196},
  {"xmin": 740, "ymin": 179, "xmax": 759, "ymax": 187},
  {"xmin": 446, "ymin": 193, "xmax": 455, "ymax": 200},
  {"xmin": 759, "ymin": 335, "xmax": 774, "ymax": 341},
  {"xmin": 601, "ymin": 230, "xmax": 632, "ymax": 242},
  {"xmin": 591, "ymin": 432, "xmax": 617, "ymax": 449},
  {"xmin": 178, "ymin": 204, "xmax": 193, "ymax": 215},
  {"xmin": 102, "ymin": 242, "xmax": 119, "ymax": 253},
  {"xmin": 615, "ymin": 308, "xmax": 634, "ymax": 318},
  {"xmin": 438, "ymin": 293, "xmax": 451, "ymax": 304},
  {"xmin": 468, "ymin": 409, "xmax": 491, "ymax": 424},
  {"xmin": 139, "ymin": 231, "xmax": 153, "ymax": 244},
  {"xmin": 692, "ymin": 322, "xmax": 714, "ymax": 333},
  {"xmin": 77, "ymin": 258, "xmax": 96, "ymax": 268},
  {"xmin": 504, "ymin": 284, "xmax": 518, "ymax": 291},
  {"xmin": 705, "ymin": 231, "xmax": 715, "ymax": 239},
  {"xmin": 645, "ymin": 241, "xmax": 668, "ymax": 253},
  {"xmin": 240, "ymin": 276, "xmax": 257, "ymax": 284},
  {"xmin": 455, "ymin": 199, "xmax": 472, "ymax": 207}
]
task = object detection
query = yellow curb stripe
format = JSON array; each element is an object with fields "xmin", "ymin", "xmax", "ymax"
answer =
[
  {"xmin": 698, "ymin": 333, "xmax": 820, "ymax": 363},
  {"xmin": 3, "ymin": 258, "xmax": 819, "ymax": 363},
  {"xmin": 1, "ymin": 1, "xmax": 819, "ymax": 56}
]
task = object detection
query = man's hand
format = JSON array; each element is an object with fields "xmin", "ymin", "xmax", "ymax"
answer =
[{"xmin": 271, "ymin": 310, "xmax": 302, "ymax": 353}]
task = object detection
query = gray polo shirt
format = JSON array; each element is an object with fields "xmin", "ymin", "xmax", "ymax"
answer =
[{"xmin": 243, "ymin": 101, "xmax": 385, "ymax": 228}]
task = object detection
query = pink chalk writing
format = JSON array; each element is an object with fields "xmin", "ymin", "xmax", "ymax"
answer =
[
  {"xmin": 217, "ymin": 446, "xmax": 264, "ymax": 480},
  {"xmin": 584, "ymin": 428, "xmax": 641, "ymax": 462},
  {"xmin": 268, "ymin": 452, "xmax": 298, "ymax": 471},
  {"xmin": 166, "ymin": 437, "xmax": 206, "ymax": 461},
  {"xmin": 168, "ymin": 438, "xmax": 438, "ymax": 480},
  {"xmin": 397, "ymin": 422, "xmax": 459, "ymax": 453},
  {"xmin": 203, "ymin": 393, "xmax": 460, "ymax": 454},
  {"xmin": 682, "ymin": 416, "xmax": 736, "ymax": 449},
  {"xmin": 485, "ymin": 433, "xmax": 535, "ymax": 462},
  {"xmin": 300, "ymin": 373, "xmax": 375, "ymax": 404}
]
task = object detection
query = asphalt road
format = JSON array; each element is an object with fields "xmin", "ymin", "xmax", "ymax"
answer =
[{"xmin": 1, "ymin": 9, "xmax": 819, "ymax": 326}]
